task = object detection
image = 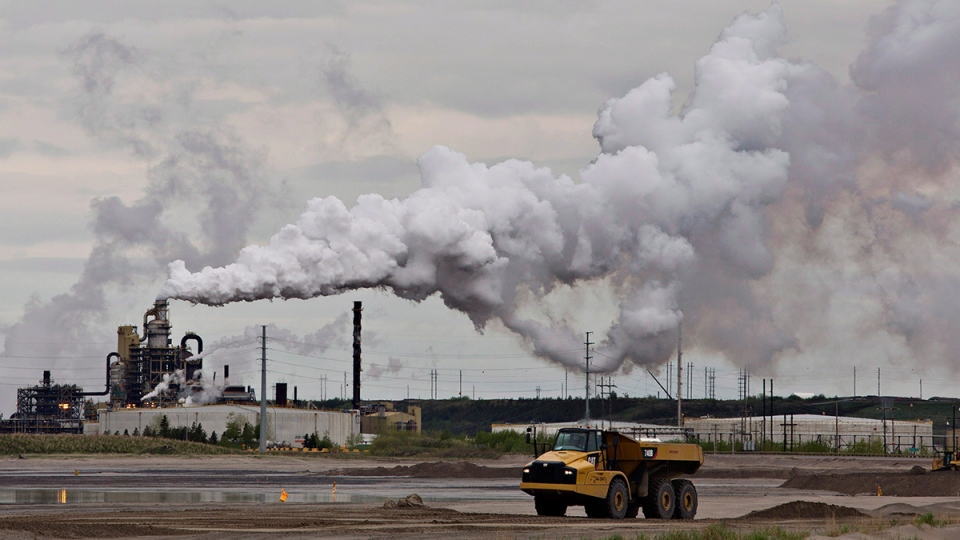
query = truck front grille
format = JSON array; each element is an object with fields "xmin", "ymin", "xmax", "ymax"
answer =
[{"xmin": 522, "ymin": 460, "xmax": 577, "ymax": 484}]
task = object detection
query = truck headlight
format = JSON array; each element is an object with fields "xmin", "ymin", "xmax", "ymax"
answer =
[
  {"xmin": 564, "ymin": 469, "xmax": 574, "ymax": 475},
  {"xmin": 523, "ymin": 468, "xmax": 530, "ymax": 474}
]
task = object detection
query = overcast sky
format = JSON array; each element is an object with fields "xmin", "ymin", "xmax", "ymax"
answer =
[{"xmin": 6, "ymin": 0, "xmax": 945, "ymax": 412}]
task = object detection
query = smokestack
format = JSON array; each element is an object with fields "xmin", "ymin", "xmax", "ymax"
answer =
[
  {"xmin": 353, "ymin": 301, "xmax": 362, "ymax": 409},
  {"xmin": 43, "ymin": 370, "xmax": 51, "ymax": 386},
  {"xmin": 294, "ymin": 385, "xmax": 298, "ymax": 404},
  {"xmin": 223, "ymin": 364, "xmax": 229, "ymax": 381},
  {"xmin": 276, "ymin": 383, "xmax": 288, "ymax": 406}
]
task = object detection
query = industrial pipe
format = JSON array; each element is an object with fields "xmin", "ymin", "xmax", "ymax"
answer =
[
  {"xmin": 180, "ymin": 332, "xmax": 203, "ymax": 357},
  {"xmin": 79, "ymin": 352, "xmax": 117, "ymax": 396},
  {"xmin": 141, "ymin": 303, "xmax": 160, "ymax": 343}
]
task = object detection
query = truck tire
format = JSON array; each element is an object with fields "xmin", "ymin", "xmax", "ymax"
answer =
[
  {"xmin": 604, "ymin": 477, "xmax": 629, "ymax": 519},
  {"xmin": 672, "ymin": 479, "xmax": 698, "ymax": 520},
  {"xmin": 534, "ymin": 496, "xmax": 567, "ymax": 517},
  {"xmin": 641, "ymin": 477, "xmax": 675, "ymax": 519}
]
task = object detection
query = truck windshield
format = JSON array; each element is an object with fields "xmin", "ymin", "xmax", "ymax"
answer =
[{"xmin": 553, "ymin": 431, "xmax": 588, "ymax": 451}]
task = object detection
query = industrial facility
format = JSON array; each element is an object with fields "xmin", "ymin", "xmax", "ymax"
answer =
[
  {"xmin": 109, "ymin": 299, "xmax": 204, "ymax": 407},
  {"xmin": 0, "ymin": 370, "xmax": 108, "ymax": 434},
  {"xmin": 1, "ymin": 299, "xmax": 391, "ymax": 446},
  {"xmin": 96, "ymin": 404, "xmax": 359, "ymax": 447},
  {"xmin": 1, "ymin": 296, "xmax": 951, "ymax": 457}
]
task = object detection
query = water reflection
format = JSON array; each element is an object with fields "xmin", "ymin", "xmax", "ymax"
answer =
[{"xmin": 0, "ymin": 488, "xmax": 378, "ymax": 505}]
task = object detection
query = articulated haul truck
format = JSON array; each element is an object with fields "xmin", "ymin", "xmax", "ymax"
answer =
[{"xmin": 520, "ymin": 427, "xmax": 703, "ymax": 519}]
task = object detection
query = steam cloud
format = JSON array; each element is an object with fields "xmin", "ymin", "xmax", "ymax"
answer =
[
  {"xmin": 162, "ymin": 2, "xmax": 960, "ymax": 375},
  {"xmin": 1, "ymin": 33, "xmax": 270, "ymax": 364}
]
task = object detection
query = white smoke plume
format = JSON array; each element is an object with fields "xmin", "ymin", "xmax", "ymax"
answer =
[
  {"xmin": 140, "ymin": 369, "xmax": 184, "ymax": 402},
  {"xmin": 139, "ymin": 368, "xmax": 223, "ymax": 405},
  {"xmin": 1, "ymin": 32, "xmax": 270, "ymax": 364},
  {"xmin": 184, "ymin": 369, "xmax": 225, "ymax": 406},
  {"xmin": 162, "ymin": 1, "xmax": 960, "ymax": 376},
  {"xmin": 366, "ymin": 357, "xmax": 403, "ymax": 380}
]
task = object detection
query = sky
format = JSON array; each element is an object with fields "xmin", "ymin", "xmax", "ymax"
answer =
[{"xmin": 3, "ymin": 0, "xmax": 956, "ymax": 412}]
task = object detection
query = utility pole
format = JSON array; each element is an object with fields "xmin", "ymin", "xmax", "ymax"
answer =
[
  {"xmin": 584, "ymin": 331, "xmax": 593, "ymax": 422},
  {"xmin": 835, "ymin": 400, "xmax": 840, "ymax": 454},
  {"xmin": 762, "ymin": 379, "xmax": 766, "ymax": 446},
  {"xmin": 459, "ymin": 370, "xmax": 462, "ymax": 398},
  {"xmin": 677, "ymin": 323, "xmax": 683, "ymax": 427},
  {"xmin": 564, "ymin": 370, "xmax": 568, "ymax": 399},
  {"xmin": 769, "ymin": 379, "xmax": 774, "ymax": 442},
  {"xmin": 259, "ymin": 325, "xmax": 267, "ymax": 454},
  {"xmin": 853, "ymin": 366, "xmax": 856, "ymax": 397},
  {"xmin": 877, "ymin": 367, "xmax": 881, "ymax": 396},
  {"xmin": 596, "ymin": 377, "xmax": 617, "ymax": 430}
]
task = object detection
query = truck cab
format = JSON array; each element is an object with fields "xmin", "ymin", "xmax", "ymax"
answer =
[{"xmin": 520, "ymin": 427, "xmax": 703, "ymax": 519}]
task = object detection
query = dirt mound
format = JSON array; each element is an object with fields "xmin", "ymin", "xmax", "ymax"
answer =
[
  {"xmin": 696, "ymin": 467, "xmax": 794, "ymax": 479},
  {"xmin": 383, "ymin": 494, "xmax": 425, "ymax": 509},
  {"xmin": 745, "ymin": 501, "xmax": 867, "ymax": 520},
  {"xmin": 782, "ymin": 470, "xmax": 960, "ymax": 496},
  {"xmin": 337, "ymin": 461, "xmax": 518, "ymax": 479}
]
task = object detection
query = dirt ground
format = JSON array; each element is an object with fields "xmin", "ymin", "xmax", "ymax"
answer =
[{"xmin": 0, "ymin": 453, "xmax": 956, "ymax": 539}]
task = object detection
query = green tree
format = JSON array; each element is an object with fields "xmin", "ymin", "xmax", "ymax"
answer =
[
  {"xmin": 142, "ymin": 425, "xmax": 155, "ymax": 437},
  {"xmin": 240, "ymin": 423, "xmax": 257, "ymax": 447},
  {"xmin": 132, "ymin": 427, "xmax": 140, "ymax": 437},
  {"xmin": 123, "ymin": 429, "xmax": 129, "ymax": 436},
  {"xmin": 208, "ymin": 431, "xmax": 219, "ymax": 445},
  {"xmin": 188, "ymin": 422, "xmax": 207, "ymax": 443},
  {"xmin": 158, "ymin": 415, "xmax": 171, "ymax": 438}
]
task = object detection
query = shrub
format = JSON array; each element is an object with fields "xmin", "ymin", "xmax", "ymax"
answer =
[{"xmin": 0, "ymin": 434, "xmax": 237, "ymax": 455}]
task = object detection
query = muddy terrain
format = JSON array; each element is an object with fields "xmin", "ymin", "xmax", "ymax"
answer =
[{"xmin": 0, "ymin": 453, "xmax": 956, "ymax": 538}]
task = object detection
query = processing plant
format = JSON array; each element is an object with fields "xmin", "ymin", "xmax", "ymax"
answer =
[
  {"xmin": 110, "ymin": 299, "xmax": 204, "ymax": 407},
  {"xmin": 0, "ymin": 369, "xmax": 108, "ymax": 433}
]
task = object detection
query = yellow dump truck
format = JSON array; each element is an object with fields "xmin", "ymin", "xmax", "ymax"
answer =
[{"xmin": 520, "ymin": 427, "xmax": 703, "ymax": 519}]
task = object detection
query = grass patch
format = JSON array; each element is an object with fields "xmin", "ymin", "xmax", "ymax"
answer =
[
  {"xmin": 597, "ymin": 525, "xmax": 807, "ymax": 540},
  {"xmin": 660, "ymin": 524, "xmax": 806, "ymax": 540},
  {"xmin": 914, "ymin": 512, "xmax": 946, "ymax": 527},
  {"xmin": 0, "ymin": 434, "xmax": 238, "ymax": 455}
]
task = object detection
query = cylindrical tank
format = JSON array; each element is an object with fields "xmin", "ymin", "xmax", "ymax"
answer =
[{"xmin": 144, "ymin": 300, "xmax": 171, "ymax": 348}]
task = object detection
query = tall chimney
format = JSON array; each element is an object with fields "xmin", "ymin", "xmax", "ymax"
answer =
[
  {"xmin": 353, "ymin": 301, "xmax": 362, "ymax": 409},
  {"xmin": 223, "ymin": 364, "xmax": 230, "ymax": 381},
  {"xmin": 43, "ymin": 370, "xmax": 51, "ymax": 386}
]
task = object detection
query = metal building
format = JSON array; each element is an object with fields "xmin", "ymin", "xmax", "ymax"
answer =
[{"xmin": 95, "ymin": 404, "xmax": 360, "ymax": 447}]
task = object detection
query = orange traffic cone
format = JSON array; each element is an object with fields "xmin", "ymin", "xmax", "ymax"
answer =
[{"xmin": 280, "ymin": 488, "xmax": 288, "ymax": 502}]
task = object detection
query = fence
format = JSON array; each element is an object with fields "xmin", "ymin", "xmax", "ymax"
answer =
[{"xmin": 691, "ymin": 427, "xmax": 950, "ymax": 455}]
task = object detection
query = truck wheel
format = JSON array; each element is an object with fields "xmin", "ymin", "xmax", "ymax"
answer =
[
  {"xmin": 534, "ymin": 496, "xmax": 567, "ymax": 517},
  {"xmin": 641, "ymin": 477, "xmax": 675, "ymax": 519},
  {"xmin": 604, "ymin": 478, "xmax": 629, "ymax": 519},
  {"xmin": 672, "ymin": 479, "xmax": 698, "ymax": 520}
]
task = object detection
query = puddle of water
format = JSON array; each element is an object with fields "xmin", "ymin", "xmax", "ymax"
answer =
[
  {"xmin": 0, "ymin": 480, "xmax": 527, "ymax": 506},
  {"xmin": 0, "ymin": 488, "xmax": 378, "ymax": 505}
]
